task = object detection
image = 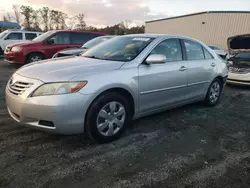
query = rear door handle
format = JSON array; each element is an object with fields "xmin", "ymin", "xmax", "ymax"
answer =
[
  {"xmin": 179, "ymin": 66, "xmax": 187, "ymax": 71},
  {"xmin": 211, "ymin": 62, "xmax": 216, "ymax": 67}
]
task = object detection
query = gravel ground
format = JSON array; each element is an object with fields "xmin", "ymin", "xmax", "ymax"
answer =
[{"xmin": 0, "ymin": 60, "xmax": 250, "ymax": 188}]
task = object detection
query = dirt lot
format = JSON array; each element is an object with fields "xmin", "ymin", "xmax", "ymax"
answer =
[{"xmin": 0, "ymin": 60, "xmax": 250, "ymax": 188}]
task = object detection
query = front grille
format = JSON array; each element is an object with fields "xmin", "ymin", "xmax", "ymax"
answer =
[{"xmin": 8, "ymin": 80, "xmax": 33, "ymax": 95}]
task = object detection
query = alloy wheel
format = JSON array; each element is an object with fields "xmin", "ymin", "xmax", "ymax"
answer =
[{"xmin": 209, "ymin": 81, "xmax": 220, "ymax": 104}]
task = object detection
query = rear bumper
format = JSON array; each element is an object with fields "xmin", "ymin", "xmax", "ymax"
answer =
[{"xmin": 4, "ymin": 51, "xmax": 26, "ymax": 64}]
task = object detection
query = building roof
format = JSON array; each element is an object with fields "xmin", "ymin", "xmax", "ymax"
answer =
[
  {"xmin": 0, "ymin": 21, "xmax": 21, "ymax": 29},
  {"xmin": 145, "ymin": 11, "xmax": 250, "ymax": 23}
]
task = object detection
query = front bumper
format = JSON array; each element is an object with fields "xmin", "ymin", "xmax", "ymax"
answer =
[
  {"xmin": 5, "ymin": 74, "xmax": 93, "ymax": 134},
  {"xmin": 4, "ymin": 51, "xmax": 26, "ymax": 64},
  {"xmin": 227, "ymin": 72, "xmax": 250, "ymax": 86}
]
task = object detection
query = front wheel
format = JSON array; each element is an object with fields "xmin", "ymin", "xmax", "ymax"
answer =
[
  {"xmin": 85, "ymin": 92, "xmax": 131, "ymax": 143},
  {"xmin": 0, "ymin": 47, "xmax": 3, "ymax": 56},
  {"xmin": 204, "ymin": 79, "xmax": 222, "ymax": 106},
  {"xmin": 27, "ymin": 53, "xmax": 44, "ymax": 63}
]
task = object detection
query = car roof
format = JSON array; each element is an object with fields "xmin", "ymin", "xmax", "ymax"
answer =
[
  {"xmin": 3, "ymin": 29, "xmax": 42, "ymax": 33},
  {"xmin": 54, "ymin": 30, "xmax": 105, "ymax": 35},
  {"xmin": 120, "ymin": 33, "xmax": 201, "ymax": 42}
]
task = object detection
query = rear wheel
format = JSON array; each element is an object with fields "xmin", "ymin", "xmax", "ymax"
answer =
[
  {"xmin": 27, "ymin": 53, "xmax": 44, "ymax": 63},
  {"xmin": 85, "ymin": 92, "xmax": 132, "ymax": 143},
  {"xmin": 204, "ymin": 78, "xmax": 222, "ymax": 106}
]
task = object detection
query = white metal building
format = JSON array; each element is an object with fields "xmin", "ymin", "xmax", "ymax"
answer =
[{"xmin": 145, "ymin": 11, "xmax": 250, "ymax": 51}]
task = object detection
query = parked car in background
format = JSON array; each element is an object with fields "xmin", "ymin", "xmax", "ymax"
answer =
[
  {"xmin": 0, "ymin": 29, "xmax": 42, "ymax": 55},
  {"xmin": 52, "ymin": 35, "xmax": 115, "ymax": 58},
  {"xmin": 208, "ymin": 45, "xmax": 228, "ymax": 59},
  {"xmin": 5, "ymin": 34, "xmax": 228, "ymax": 143},
  {"xmin": 226, "ymin": 34, "xmax": 250, "ymax": 85},
  {"xmin": 4, "ymin": 30, "xmax": 105, "ymax": 64}
]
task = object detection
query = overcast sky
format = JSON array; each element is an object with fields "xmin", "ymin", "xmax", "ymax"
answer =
[{"xmin": 1, "ymin": 0, "xmax": 250, "ymax": 27}]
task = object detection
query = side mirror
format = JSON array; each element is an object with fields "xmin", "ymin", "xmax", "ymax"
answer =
[
  {"xmin": 47, "ymin": 38, "xmax": 55, "ymax": 45},
  {"xmin": 146, "ymin": 54, "xmax": 166, "ymax": 65}
]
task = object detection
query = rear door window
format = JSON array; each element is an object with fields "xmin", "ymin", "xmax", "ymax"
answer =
[
  {"xmin": 70, "ymin": 33, "xmax": 91, "ymax": 44},
  {"xmin": 203, "ymin": 47, "xmax": 214, "ymax": 59},
  {"xmin": 235, "ymin": 53, "xmax": 250, "ymax": 59},
  {"xmin": 5, "ymin": 32, "xmax": 23, "ymax": 40},
  {"xmin": 49, "ymin": 32, "xmax": 70, "ymax": 44},
  {"xmin": 25, "ymin": 33, "xmax": 38, "ymax": 40},
  {"xmin": 183, "ymin": 40, "xmax": 205, "ymax": 60}
]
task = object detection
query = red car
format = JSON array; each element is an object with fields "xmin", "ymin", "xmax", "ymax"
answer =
[{"xmin": 4, "ymin": 30, "xmax": 105, "ymax": 64}]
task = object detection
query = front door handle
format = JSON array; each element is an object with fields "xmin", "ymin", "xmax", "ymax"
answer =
[
  {"xmin": 211, "ymin": 62, "xmax": 216, "ymax": 67},
  {"xmin": 179, "ymin": 66, "xmax": 187, "ymax": 71}
]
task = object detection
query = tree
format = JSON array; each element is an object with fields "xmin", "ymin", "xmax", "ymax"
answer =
[
  {"xmin": 3, "ymin": 15, "xmax": 8, "ymax": 22},
  {"xmin": 3, "ymin": 12, "xmax": 12, "ymax": 22},
  {"xmin": 12, "ymin": 4, "xmax": 21, "ymax": 24},
  {"xmin": 67, "ymin": 16, "xmax": 77, "ymax": 30},
  {"xmin": 76, "ymin": 13, "xmax": 86, "ymax": 30},
  {"xmin": 31, "ymin": 10, "xmax": 42, "ymax": 31},
  {"xmin": 20, "ymin": 5, "xmax": 34, "ymax": 30},
  {"xmin": 59, "ymin": 12, "xmax": 68, "ymax": 29},
  {"xmin": 40, "ymin": 7, "xmax": 50, "ymax": 31}
]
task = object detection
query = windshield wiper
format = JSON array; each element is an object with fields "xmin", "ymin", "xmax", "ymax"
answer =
[
  {"xmin": 81, "ymin": 47, "xmax": 88, "ymax": 49},
  {"xmin": 84, "ymin": 55, "xmax": 105, "ymax": 60}
]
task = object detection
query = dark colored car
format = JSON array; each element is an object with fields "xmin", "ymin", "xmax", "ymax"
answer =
[
  {"xmin": 4, "ymin": 30, "xmax": 105, "ymax": 64},
  {"xmin": 52, "ymin": 35, "xmax": 115, "ymax": 58}
]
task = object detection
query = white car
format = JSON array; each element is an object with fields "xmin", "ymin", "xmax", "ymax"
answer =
[
  {"xmin": 208, "ymin": 45, "xmax": 228, "ymax": 59},
  {"xmin": 227, "ymin": 34, "xmax": 250, "ymax": 85},
  {"xmin": 0, "ymin": 30, "xmax": 42, "ymax": 55}
]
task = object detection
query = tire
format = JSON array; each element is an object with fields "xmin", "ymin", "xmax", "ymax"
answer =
[
  {"xmin": 0, "ymin": 47, "xmax": 3, "ymax": 56},
  {"xmin": 85, "ymin": 92, "xmax": 132, "ymax": 143},
  {"xmin": 26, "ymin": 53, "xmax": 44, "ymax": 63},
  {"xmin": 204, "ymin": 78, "xmax": 223, "ymax": 106}
]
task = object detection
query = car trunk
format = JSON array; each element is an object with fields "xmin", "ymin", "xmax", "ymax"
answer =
[{"xmin": 227, "ymin": 34, "xmax": 250, "ymax": 69}]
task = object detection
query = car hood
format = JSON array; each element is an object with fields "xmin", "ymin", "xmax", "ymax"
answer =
[
  {"xmin": 8, "ymin": 41, "xmax": 40, "ymax": 48},
  {"xmin": 227, "ymin": 34, "xmax": 250, "ymax": 55},
  {"xmin": 16, "ymin": 56, "xmax": 125, "ymax": 82},
  {"xmin": 57, "ymin": 48, "xmax": 86, "ymax": 55}
]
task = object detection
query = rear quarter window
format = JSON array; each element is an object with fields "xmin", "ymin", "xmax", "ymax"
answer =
[
  {"xmin": 70, "ymin": 32, "xmax": 91, "ymax": 44},
  {"xmin": 25, "ymin": 33, "xmax": 38, "ymax": 40}
]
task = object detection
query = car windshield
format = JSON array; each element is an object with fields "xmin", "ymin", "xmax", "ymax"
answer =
[
  {"xmin": 82, "ymin": 36, "xmax": 155, "ymax": 62},
  {"xmin": 32, "ymin": 31, "xmax": 56, "ymax": 42},
  {"xmin": 235, "ymin": 52, "xmax": 250, "ymax": 59},
  {"xmin": 0, "ymin": 30, "xmax": 8, "ymax": 39},
  {"xmin": 81, "ymin": 36, "xmax": 113, "ymax": 49},
  {"xmin": 209, "ymin": 45, "xmax": 220, "ymax": 50}
]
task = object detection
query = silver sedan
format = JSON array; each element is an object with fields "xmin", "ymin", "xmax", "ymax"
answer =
[{"xmin": 5, "ymin": 34, "xmax": 228, "ymax": 143}]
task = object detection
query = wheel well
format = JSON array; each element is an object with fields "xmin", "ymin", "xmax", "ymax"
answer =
[
  {"xmin": 85, "ymin": 88, "xmax": 135, "ymax": 127},
  {"xmin": 26, "ymin": 52, "xmax": 45, "ymax": 62},
  {"xmin": 100, "ymin": 88, "xmax": 134, "ymax": 116},
  {"xmin": 216, "ymin": 76, "xmax": 224, "ymax": 85}
]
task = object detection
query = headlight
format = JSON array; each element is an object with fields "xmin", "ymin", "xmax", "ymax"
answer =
[
  {"xmin": 11, "ymin": 46, "xmax": 22, "ymax": 52},
  {"xmin": 32, "ymin": 81, "xmax": 87, "ymax": 97}
]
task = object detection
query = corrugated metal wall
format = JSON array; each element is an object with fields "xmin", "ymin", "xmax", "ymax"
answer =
[{"xmin": 145, "ymin": 13, "xmax": 250, "ymax": 51}]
